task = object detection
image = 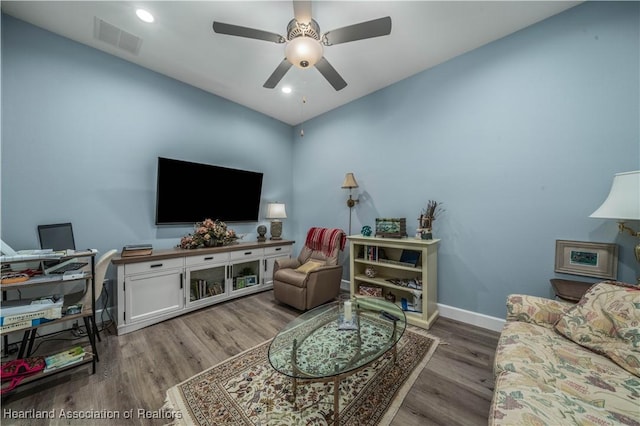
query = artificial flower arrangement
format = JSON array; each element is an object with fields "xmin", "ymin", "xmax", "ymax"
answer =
[{"xmin": 178, "ymin": 218, "xmax": 239, "ymax": 249}]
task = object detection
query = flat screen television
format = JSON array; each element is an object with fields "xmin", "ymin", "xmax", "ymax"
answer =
[{"xmin": 155, "ymin": 157, "xmax": 263, "ymax": 224}]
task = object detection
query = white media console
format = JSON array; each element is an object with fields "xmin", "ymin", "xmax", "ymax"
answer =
[{"xmin": 112, "ymin": 240, "xmax": 293, "ymax": 335}]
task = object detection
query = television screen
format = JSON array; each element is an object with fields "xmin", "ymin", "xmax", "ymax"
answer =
[{"xmin": 155, "ymin": 157, "xmax": 263, "ymax": 224}]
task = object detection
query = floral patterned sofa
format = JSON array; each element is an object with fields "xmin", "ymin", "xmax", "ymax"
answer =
[{"xmin": 489, "ymin": 281, "xmax": 639, "ymax": 425}]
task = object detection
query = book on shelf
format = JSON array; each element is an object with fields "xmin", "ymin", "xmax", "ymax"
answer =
[
  {"xmin": 121, "ymin": 244, "xmax": 153, "ymax": 257},
  {"xmin": 211, "ymin": 283, "xmax": 223, "ymax": 296},
  {"xmin": 191, "ymin": 280, "xmax": 201, "ymax": 299},
  {"xmin": 360, "ymin": 245, "xmax": 379, "ymax": 261},
  {"xmin": 191, "ymin": 279, "xmax": 222, "ymax": 299},
  {"xmin": 0, "ymin": 319, "xmax": 32, "ymax": 333},
  {"xmin": 44, "ymin": 346, "xmax": 85, "ymax": 372}
]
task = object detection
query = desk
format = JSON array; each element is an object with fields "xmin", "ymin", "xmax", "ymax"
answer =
[{"xmin": 550, "ymin": 279, "xmax": 594, "ymax": 302}]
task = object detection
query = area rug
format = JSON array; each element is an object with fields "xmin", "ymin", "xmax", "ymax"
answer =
[{"xmin": 163, "ymin": 327, "xmax": 438, "ymax": 425}]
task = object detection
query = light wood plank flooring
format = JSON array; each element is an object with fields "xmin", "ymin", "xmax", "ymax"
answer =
[{"xmin": 2, "ymin": 291, "xmax": 500, "ymax": 425}]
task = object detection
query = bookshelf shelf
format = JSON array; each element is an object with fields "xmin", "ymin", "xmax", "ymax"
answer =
[
  {"xmin": 348, "ymin": 235, "xmax": 439, "ymax": 329},
  {"xmin": 0, "ymin": 309, "xmax": 94, "ymax": 336},
  {"xmin": 12, "ymin": 346, "xmax": 94, "ymax": 388},
  {"xmin": 354, "ymin": 258, "xmax": 423, "ymax": 273},
  {"xmin": 1, "ymin": 251, "xmax": 99, "ymax": 396}
]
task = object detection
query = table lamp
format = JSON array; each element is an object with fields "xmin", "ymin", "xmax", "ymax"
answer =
[
  {"xmin": 590, "ymin": 170, "xmax": 640, "ymax": 282},
  {"xmin": 266, "ymin": 203, "xmax": 287, "ymax": 240}
]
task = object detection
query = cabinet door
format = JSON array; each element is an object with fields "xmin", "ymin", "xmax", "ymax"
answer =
[
  {"xmin": 229, "ymin": 258, "xmax": 261, "ymax": 293},
  {"xmin": 263, "ymin": 257, "xmax": 278, "ymax": 287},
  {"xmin": 186, "ymin": 263, "xmax": 227, "ymax": 307},
  {"xmin": 125, "ymin": 269, "xmax": 183, "ymax": 324},
  {"xmin": 263, "ymin": 246, "xmax": 292, "ymax": 286}
]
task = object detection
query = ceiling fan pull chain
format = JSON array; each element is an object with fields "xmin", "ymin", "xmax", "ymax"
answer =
[{"xmin": 300, "ymin": 96, "xmax": 307, "ymax": 137}]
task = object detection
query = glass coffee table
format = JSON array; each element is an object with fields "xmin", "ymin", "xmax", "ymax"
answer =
[{"xmin": 268, "ymin": 297, "xmax": 406, "ymax": 425}]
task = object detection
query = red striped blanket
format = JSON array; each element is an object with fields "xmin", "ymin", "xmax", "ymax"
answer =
[{"xmin": 305, "ymin": 227, "xmax": 346, "ymax": 256}]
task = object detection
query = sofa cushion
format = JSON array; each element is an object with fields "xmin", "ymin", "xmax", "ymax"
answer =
[
  {"xmin": 297, "ymin": 245, "xmax": 338, "ymax": 266},
  {"xmin": 490, "ymin": 370, "xmax": 640, "ymax": 426},
  {"xmin": 273, "ymin": 268, "xmax": 308, "ymax": 288},
  {"xmin": 506, "ymin": 294, "xmax": 573, "ymax": 328},
  {"xmin": 495, "ymin": 322, "xmax": 633, "ymax": 384},
  {"xmin": 555, "ymin": 281, "xmax": 640, "ymax": 377},
  {"xmin": 294, "ymin": 260, "xmax": 325, "ymax": 274}
]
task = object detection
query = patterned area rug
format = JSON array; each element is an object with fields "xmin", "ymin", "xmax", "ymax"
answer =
[{"xmin": 163, "ymin": 327, "xmax": 438, "ymax": 425}]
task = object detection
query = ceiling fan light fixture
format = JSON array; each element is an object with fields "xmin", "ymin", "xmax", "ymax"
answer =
[
  {"xmin": 285, "ymin": 37, "xmax": 323, "ymax": 69},
  {"xmin": 135, "ymin": 9, "xmax": 154, "ymax": 23}
]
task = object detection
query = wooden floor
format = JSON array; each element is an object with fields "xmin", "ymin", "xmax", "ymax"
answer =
[{"xmin": 2, "ymin": 291, "xmax": 500, "ymax": 425}]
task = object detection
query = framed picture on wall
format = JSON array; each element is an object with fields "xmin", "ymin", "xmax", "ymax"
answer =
[{"xmin": 554, "ymin": 240, "xmax": 618, "ymax": 279}]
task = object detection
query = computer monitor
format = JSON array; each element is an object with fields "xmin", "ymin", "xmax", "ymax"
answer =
[{"xmin": 38, "ymin": 223, "xmax": 76, "ymax": 251}]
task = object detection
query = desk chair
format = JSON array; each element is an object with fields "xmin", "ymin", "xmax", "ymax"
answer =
[
  {"xmin": 43, "ymin": 249, "xmax": 116, "ymax": 347},
  {"xmin": 78, "ymin": 249, "xmax": 118, "ymax": 308},
  {"xmin": 79, "ymin": 249, "xmax": 117, "ymax": 342}
]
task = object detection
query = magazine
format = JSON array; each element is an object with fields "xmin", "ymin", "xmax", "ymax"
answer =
[{"xmin": 44, "ymin": 346, "xmax": 85, "ymax": 371}]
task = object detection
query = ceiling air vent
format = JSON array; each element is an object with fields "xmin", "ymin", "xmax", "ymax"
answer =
[{"xmin": 94, "ymin": 17, "xmax": 142, "ymax": 55}]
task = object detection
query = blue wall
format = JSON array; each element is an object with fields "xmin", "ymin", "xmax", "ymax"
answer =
[
  {"xmin": 2, "ymin": 2, "xmax": 638, "ymax": 319},
  {"xmin": 1, "ymin": 14, "xmax": 293, "ymax": 255},
  {"xmin": 291, "ymin": 1, "xmax": 639, "ymax": 317}
]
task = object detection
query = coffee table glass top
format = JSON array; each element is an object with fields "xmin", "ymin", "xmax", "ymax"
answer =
[{"xmin": 268, "ymin": 297, "xmax": 406, "ymax": 380}]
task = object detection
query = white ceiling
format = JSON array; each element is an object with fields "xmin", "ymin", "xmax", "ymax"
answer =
[{"xmin": 2, "ymin": 1, "xmax": 580, "ymax": 126}]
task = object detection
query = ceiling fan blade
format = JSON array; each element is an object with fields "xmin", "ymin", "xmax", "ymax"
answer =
[
  {"xmin": 322, "ymin": 16, "xmax": 392, "ymax": 46},
  {"xmin": 293, "ymin": 1, "xmax": 313, "ymax": 24},
  {"xmin": 212, "ymin": 21, "xmax": 285, "ymax": 44},
  {"xmin": 315, "ymin": 57, "xmax": 347, "ymax": 91},
  {"xmin": 263, "ymin": 59, "xmax": 293, "ymax": 89}
]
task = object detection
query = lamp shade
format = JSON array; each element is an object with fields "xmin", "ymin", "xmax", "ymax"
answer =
[
  {"xmin": 341, "ymin": 173, "xmax": 359, "ymax": 189},
  {"xmin": 590, "ymin": 170, "xmax": 640, "ymax": 220},
  {"xmin": 285, "ymin": 37, "xmax": 323, "ymax": 69},
  {"xmin": 266, "ymin": 203, "xmax": 287, "ymax": 219}
]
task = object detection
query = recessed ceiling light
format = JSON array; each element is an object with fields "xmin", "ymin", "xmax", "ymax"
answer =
[
  {"xmin": 281, "ymin": 87, "xmax": 292, "ymax": 94},
  {"xmin": 136, "ymin": 9, "xmax": 154, "ymax": 23}
]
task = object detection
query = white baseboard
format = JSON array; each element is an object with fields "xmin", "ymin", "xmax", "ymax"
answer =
[
  {"xmin": 341, "ymin": 280, "xmax": 504, "ymax": 332},
  {"xmin": 94, "ymin": 307, "xmax": 116, "ymax": 327},
  {"xmin": 437, "ymin": 303, "xmax": 505, "ymax": 332}
]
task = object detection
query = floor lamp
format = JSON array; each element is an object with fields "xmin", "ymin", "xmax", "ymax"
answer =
[
  {"xmin": 590, "ymin": 170, "xmax": 640, "ymax": 283},
  {"xmin": 341, "ymin": 173, "xmax": 359, "ymax": 235}
]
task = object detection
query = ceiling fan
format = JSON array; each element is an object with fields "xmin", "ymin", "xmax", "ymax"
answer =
[{"xmin": 212, "ymin": 1, "xmax": 391, "ymax": 91}]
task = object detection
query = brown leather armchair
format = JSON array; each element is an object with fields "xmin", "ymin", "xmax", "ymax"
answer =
[{"xmin": 273, "ymin": 228, "xmax": 346, "ymax": 311}]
